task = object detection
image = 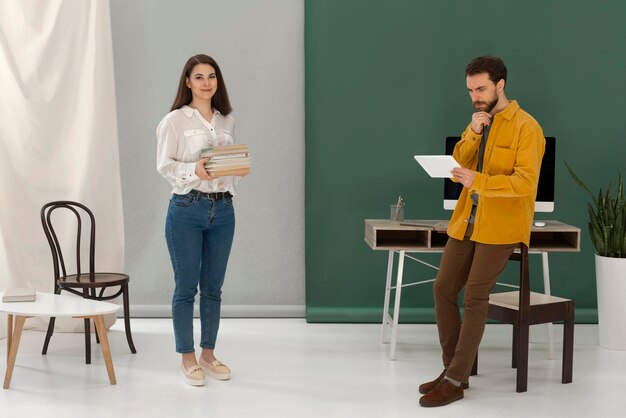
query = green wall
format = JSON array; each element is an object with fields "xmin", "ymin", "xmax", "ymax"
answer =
[{"xmin": 305, "ymin": 0, "xmax": 626, "ymax": 323}]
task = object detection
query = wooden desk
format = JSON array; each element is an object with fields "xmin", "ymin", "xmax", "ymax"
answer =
[
  {"xmin": 0, "ymin": 292, "xmax": 120, "ymax": 388},
  {"xmin": 364, "ymin": 219, "xmax": 580, "ymax": 360}
]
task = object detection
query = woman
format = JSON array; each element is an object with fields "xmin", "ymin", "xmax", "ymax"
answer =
[{"xmin": 156, "ymin": 54, "xmax": 245, "ymax": 386}]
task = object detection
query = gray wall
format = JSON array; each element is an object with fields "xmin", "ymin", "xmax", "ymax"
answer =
[{"xmin": 110, "ymin": 0, "xmax": 304, "ymax": 316}]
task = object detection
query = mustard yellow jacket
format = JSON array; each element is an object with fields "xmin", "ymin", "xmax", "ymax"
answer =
[{"xmin": 448, "ymin": 100, "xmax": 545, "ymax": 246}]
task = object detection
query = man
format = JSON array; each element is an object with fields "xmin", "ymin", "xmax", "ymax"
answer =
[{"xmin": 419, "ymin": 56, "xmax": 545, "ymax": 407}]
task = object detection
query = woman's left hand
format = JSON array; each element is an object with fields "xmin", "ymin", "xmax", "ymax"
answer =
[{"xmin": 195, "ymin": 158, "xmax": 217, "ymax": 180}]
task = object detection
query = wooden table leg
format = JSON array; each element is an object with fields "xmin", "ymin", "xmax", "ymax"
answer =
[
  {"xmin": 4, "ymin": 315, "xmax": 27, "ymax": 389},
  {"xmin": 92, "ymin": 315, "xmax": 116, "ymax": 385},
  {"xmin": 7, "ymin": 314, "xmax": 12, "ymax": 363}
]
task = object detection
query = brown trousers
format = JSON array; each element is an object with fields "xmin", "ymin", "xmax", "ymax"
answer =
[{"xmin": 434, "ymin": 224, "xmax": 516, "ymax": 383}]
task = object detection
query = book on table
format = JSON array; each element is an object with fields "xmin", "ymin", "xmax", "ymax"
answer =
[{"xmin": 2, "ymin": 287, "xmax": 36, "ymax": 303}]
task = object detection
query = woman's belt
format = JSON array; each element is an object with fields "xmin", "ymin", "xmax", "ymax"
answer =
[{"xmin": 188, "ymin": 190, "xmax": 232, "ymax": 200}]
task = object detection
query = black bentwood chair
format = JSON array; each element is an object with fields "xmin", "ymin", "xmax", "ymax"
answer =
[{"xmin": 40, "ymin": 201, "xmax": 137, "ymax": 364}]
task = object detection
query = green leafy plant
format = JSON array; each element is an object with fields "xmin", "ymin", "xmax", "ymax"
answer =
[{"xmin": 565, "ymin": 162, "xmax": 626, "ymax": 258}]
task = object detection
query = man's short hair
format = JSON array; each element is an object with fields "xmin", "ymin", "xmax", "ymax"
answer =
[{"xmin": 465, "ymin": 56, "xmax": 507, "ymax": 85}]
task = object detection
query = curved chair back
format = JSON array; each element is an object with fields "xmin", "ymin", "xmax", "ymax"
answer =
[{"xmin": 41, "ymin": 201, "xmax": 96, "ymax": 281}]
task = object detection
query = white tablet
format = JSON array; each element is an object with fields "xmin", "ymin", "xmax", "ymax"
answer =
[{"xmin": 414, "ymin": 155, "xmax": 460, "ymax": 178}]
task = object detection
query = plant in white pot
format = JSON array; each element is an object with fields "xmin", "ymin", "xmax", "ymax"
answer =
[{"xmin": 566, "ymin": 162, "xmax": 626, "ymax": 349}]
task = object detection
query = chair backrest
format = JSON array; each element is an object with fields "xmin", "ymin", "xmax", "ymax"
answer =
[{"xmin": 41, "ymin": 201, "xmax": 96, "ymax": 281}]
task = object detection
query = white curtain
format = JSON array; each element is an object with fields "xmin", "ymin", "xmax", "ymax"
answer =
[{"xmin": 0, "ymin": 0, "xmax": 123, "ymax": 336}]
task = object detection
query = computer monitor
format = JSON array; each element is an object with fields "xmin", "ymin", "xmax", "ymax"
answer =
[{"xmin": 443, "ymin": 136, "xmax": 555, "ymax": 212}]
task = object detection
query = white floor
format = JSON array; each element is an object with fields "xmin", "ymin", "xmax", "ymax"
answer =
[{"xmin": 1, "ymin": 319, "xmax": 625, "ymax": 418}]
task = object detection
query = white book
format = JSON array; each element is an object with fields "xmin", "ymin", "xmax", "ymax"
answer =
[
  {"xmin": 207, "ymin": 153, "xmax": 249, "ymax": 160},
  {"xmin": 205, "ymin": 157, "xmax": 252, "ymax": 167},
  {"xmin": 2, "ymin": 287, "xmax": 36, "ymax": 303}
]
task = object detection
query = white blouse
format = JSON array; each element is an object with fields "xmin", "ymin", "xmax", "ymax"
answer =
[{"xmin": 156, "ymin": 105, "xmax": 238, "ymax": 195}]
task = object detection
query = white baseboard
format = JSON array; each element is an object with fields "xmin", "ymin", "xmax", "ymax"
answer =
[{"xmin": 127, "ymin": 304, "xmax": 306, "ymax": 318}]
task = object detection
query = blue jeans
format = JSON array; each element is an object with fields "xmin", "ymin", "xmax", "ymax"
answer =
[{"xmin": 165, "ymin": 192, "xmax": 235, "ymax": 353}]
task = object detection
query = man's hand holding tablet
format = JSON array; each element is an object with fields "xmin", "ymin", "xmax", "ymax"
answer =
[{"xmin": 451, "ymin": 167, "xmax": 476, "ymax": 189}]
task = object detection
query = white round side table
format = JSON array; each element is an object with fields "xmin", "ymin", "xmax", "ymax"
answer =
[{"xmin": 0, "ymin": 291, "xmax": 120, "ymax": 389}]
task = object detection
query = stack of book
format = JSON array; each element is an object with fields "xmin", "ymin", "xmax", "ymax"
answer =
[{"xmin": 200, "ymin": 144, "xmax": 251, "ymax": 177}]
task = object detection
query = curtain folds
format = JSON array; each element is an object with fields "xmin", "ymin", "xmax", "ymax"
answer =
[{"xmin": 0, "ymin": 0, "xmax": 123, "ymax": 335}]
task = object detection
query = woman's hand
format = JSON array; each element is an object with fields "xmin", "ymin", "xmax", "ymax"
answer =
[{"xmin": 195, "ymin": 158, "xmax": 217, "ymax": 180}]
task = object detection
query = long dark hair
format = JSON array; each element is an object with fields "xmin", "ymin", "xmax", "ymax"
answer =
[{"xmin": 170, "ymin": 54, "xmax": 233, "ymax": 114}]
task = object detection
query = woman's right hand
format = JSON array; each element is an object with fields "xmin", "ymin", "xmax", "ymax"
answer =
[{"xmin": 195, "ymin": 158, "xmax": 217, "ymax": 180}]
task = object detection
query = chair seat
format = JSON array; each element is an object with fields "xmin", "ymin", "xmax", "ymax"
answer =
[
  {"xmin": 489, "ymin": 291, "xmax": 574, "ymax": 326},
  {"xmin": 490, "ymin": 291, "xmax": 571, "ymax": 309},
  {"xmin": 59, "ymin": 273, "xmax": 129, "ymax": 288}
]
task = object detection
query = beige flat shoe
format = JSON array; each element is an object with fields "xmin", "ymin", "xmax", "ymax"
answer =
[
  {"xmin": 199, "ymin": 357, "xmax": 231, "ymax": 380},
  {"xmin": 181, "ymin": 363, "xmax": 205, "ymax": 386}
]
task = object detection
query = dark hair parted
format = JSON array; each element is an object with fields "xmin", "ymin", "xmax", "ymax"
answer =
[
  {"xmin": 465, "ymin": 56, "xmax": 507, "ymax": 86},
  {"xmin": 170, "ymin": 54, "xmax": 233, "ymax": 114}
]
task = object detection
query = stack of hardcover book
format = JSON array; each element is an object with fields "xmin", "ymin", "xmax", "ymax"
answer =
[{"xmin": 200, "ymin": 144, "xmax": 251, "ymax": 177}]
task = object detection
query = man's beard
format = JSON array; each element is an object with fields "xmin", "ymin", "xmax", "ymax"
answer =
[{"xmin": 473, "ymin": 95, "xmax": 498, "ymax": 113}]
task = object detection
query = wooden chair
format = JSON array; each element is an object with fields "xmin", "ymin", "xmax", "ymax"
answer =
[
  {"xmin": 479, "ymin": 243, "xmax": 574, "ymax": 392},
  {"xmin": 40, "ymin": 201, "xmax": 137, "ymax": 364}
]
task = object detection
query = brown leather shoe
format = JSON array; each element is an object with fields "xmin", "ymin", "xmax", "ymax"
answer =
[
  {"xmin": 419, "ymin": 379, "xmax": 464, "ymax": 407},
  {"xmin": 418, "ymin": 370, "xmax": 469, "ymax": 394}
]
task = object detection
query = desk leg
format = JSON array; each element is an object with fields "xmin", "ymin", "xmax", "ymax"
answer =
[
  {"xmin": 542, "ymin": 252, "xmax": 556, "ymax": 360},
  {"xmin": 92, "ymin": 315, "xmax": 116, "ymax": 385},
  {"xmin": 381, "ymin": 250, "xmax": 395, "ymax": 344},
  {"xmin": 4, "ymin": 315, "xmax": 26, "ymax": 389},
  {"xmin": 389, "ymin": 250, "xmax": 406, "ymax": 361}
]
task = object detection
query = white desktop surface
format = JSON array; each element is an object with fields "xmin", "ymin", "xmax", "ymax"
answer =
[{"xmin": 0, "ymin": 292, "xmax": 119, "ymax": 317}]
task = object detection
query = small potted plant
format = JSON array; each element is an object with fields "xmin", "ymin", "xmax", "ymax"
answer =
[{"xmin": 566, "ymin": 162, "xmax": 626, "ymax": 349}]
